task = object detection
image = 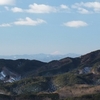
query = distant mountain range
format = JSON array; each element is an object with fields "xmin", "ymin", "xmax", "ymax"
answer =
[{"xmin": 0, "ymin": 53, "xmax": 80, "ymax": 62}]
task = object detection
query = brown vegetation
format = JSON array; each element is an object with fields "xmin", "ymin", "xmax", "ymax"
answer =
[{"xmin": 56, "ymin": 84, "xmax": 100, "ymax": 99}]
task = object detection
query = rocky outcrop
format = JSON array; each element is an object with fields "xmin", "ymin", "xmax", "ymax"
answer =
[{"xmin": 0, "ymin": 67, "xmax": 21, "ymax": 83}]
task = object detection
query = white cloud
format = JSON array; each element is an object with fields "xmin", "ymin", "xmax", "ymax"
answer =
[
  {"xmin": 77, "ymin": 8, "xmax": 90, "ymax": 14},
  {"xmin": 60, "ymin": 4, "xmax": 69, "ymax": 9},
  {"xmin": 63, "ymin": 20, "xmax": 88, "ymax": 28},
  {"xmin": 0, "ymin": 23, "xmax": 11, "ymax": 27},
  {"xmin": 83, "ymin": 2, "xmax": 100, "ymax": 12},
  {"xmin": 0, "ymin": 17, "xmax": 46, "ymax": 27},
  {"xmin": 72, "ymin": 2, "xmax": 100, "ymax": 13},
  {"xmin": 0, "ymin": 0, "xmax": 15, "ymax": 5},
  {"xmin": 82, "ymin": 2, "xmax": 100, "ymax": 8},
  {"xmin": 72, "ymin": 3, "xmax": 90, "ymax": 14},
  {"xmin": 26, "ymin": 3, "xmax": 57, "ymax": 13},
  {"xmin": 11, "ymin": 7, "xmax": 23, "ymax": 12},
  {"xmin": 13, "ymin": 17, "xmax": 46, "ymax": 26}
]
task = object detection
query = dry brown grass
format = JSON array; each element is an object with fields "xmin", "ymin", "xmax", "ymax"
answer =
[{"xmin": 55, "ymin": 84, "xmax": 100, "ymax": 99}]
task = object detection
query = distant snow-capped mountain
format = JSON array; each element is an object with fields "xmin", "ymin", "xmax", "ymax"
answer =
[{"xmin": 0, "ymin": 53, "xmax": 80, "ymax": 62}]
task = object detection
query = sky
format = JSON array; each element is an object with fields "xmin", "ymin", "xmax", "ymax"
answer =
[{"xmin": 0, "ymin": 0, "xmax": 100, "ymax": 55}]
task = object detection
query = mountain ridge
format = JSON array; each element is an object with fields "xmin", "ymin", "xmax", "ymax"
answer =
[{"xmin": 0, "ymin": 50, "xmax": 100, "ymax": 79}]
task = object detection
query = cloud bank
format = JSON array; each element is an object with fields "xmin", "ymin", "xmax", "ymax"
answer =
[
  {"xmin": 72, "ymin": 2, "xmax": 100, "ymax": 13},
  {"xmin": 9, "ymin": 3, "xmax": 70, "ymax": 13},
  {"xmin": 10, "ymin": 3, "xmax": 57, "ymax": 13}
]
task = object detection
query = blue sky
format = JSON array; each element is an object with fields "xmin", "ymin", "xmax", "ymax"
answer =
[{"xmin": 0, "ymin": 0, "xmax": 100, "ymax": 55}]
